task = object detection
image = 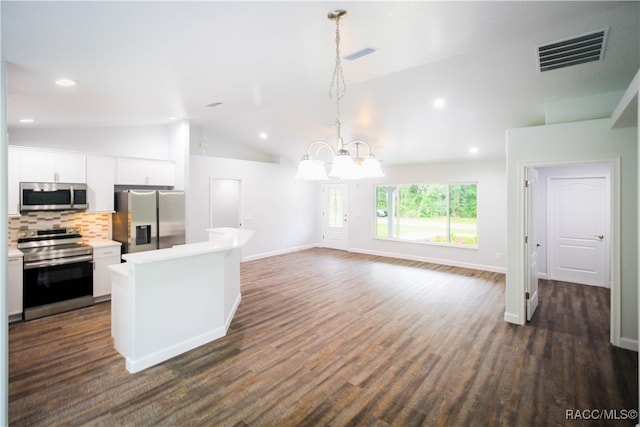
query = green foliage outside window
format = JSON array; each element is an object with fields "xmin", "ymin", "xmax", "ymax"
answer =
[{"xmin": 375, "ymin": 183, "xmax": 478, "ymax": 246}]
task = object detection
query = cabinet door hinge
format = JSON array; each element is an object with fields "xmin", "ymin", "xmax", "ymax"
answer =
[
  {"xmin": 524, "ymin": 235, "xmax": 529, "ymax": 244},
  {"xmin": 525, "ymin": 292, "xmax": 530, "ymax": 300},
  {"xmin": 525, "ymin": 180, "xmax": 530, "ymax": 188}
]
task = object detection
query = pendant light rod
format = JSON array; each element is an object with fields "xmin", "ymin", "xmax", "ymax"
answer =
[
  {"xmin": 328, "ymin": 10, "xmax": 347, "ymax": 153},
  {"xmin": 295, "ymin": 9, "xmax": 384, "ymax": 181}
]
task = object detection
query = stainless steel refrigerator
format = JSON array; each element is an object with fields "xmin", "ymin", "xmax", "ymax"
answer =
[{"xmin": 112, "ymin": 190, "xmax": 185, "ymax": 254}]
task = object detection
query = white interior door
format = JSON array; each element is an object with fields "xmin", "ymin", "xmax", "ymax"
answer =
[
  {"xmin": 525, "ymin": 168, "xmax": 539, "ymax": 321},
  {"xmin": 210, "ymin": 178, "xmax": 241, "ymax": 228},
  {"xmin": 322, "ymin": 183, "xmax": 349, "ymax": 250},
  {"xmin": 548, "ymin": 177, "xmax": 608, "ymax": 287}
]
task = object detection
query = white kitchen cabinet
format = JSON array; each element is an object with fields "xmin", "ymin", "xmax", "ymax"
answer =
[
  {"xmin": 116, "ymin": 158, "xmax": 175, "ymax": 186},
  {"xmin": 18, "ymin": 148, "xmax": 86, "ymax": 183},
  {"xmin": 8, "ymin": 147, "xmax": 20, "ymax": 216},
  {"xmin": 87, "ymin": 155, "xmax": 115, "ymax": 212},
  {"xmin": 92, "ymin": 242, "xmax": 122, "ymax": 302},
  {"xmin": 8, "ymin": 251, "xmax": 23, "ymax": 321}
]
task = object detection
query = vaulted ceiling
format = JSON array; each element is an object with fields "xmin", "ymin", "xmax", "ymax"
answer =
[{"xmin": 2, "ymin": 1, "xmax": 639, "ymax": 165}]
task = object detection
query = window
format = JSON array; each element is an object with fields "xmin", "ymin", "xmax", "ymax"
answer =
[
  {"xmin": 375, "ymin": 183, "xmax": 477, "ymax": 246},
  {"xmin": 327, "ymin": 187, "xmax": 344, "ymax": 228}
]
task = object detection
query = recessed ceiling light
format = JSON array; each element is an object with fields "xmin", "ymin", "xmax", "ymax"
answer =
[
  {"xmin": 259, "ymin": 132, "xmax": 268, "ymax": 140},
  {"xmin": 433, "ymin": 98, "xmax": 446, "ymax": 109},
  {"xmin": 55, "ymin": 78, "xmax": 76, "ymax": 87},
  {"xmin": 19, "ymin": 118, "xmax": 35, "ymax": 124},
  {"xmin": 469, "ymin": 147, "xmax": 479, "ymax": 154},
  {"xmin": 168, "ymin": 117, "xmax": 178, "ymax": 121}
]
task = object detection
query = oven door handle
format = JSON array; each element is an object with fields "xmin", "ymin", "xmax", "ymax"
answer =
[{"xmin": 24, "ymin": 255, "xmax": 93, "ymax": 270}]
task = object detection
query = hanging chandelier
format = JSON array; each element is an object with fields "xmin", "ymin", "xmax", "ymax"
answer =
[{"xmin": 295, "ymin": 9, "xmax": 384, "ymax": 181}]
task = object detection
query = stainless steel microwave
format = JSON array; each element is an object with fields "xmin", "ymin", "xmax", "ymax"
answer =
[{"xmin": 20, "ymin": 182, "xmax": 88, "ymax": 212}]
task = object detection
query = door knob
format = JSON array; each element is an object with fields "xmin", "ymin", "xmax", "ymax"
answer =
[{"xmin": 595, "ymin": 235, "xmax": 604, "ymax": 240}]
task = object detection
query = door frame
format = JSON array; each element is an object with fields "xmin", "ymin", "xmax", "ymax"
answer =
[
  {"xmin": 518, "ymin": 159, "xmax": 620, "ymax": 347},
  {"xmin": 524, "ymin": 167, "xmax": 539, "ymax": 321},
  {"xmin": 321, "ymin": 182, "xmax": 349, "ymax": 250},
  {"xmin": 209, "ymin": 177, "xmax": 242, "ymax": 229}
]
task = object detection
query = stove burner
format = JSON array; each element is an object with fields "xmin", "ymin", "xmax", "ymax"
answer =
[
  {"xmin": 20, "ymin": 243, "xmax": 93, "ymax": 263},
  {"xmin": 18, "ymin": 227, "xmax": 93, "ymax": 263}
]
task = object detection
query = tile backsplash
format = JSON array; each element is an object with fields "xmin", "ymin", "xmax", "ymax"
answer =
[{"xmin": 8, "ymin": 211, "xmax": 111, "ymax": 247}]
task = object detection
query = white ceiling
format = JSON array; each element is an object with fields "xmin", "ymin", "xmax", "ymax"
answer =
[{"xmin": 2, "ymin": 1, "xmax": 639, "ymax": 165}]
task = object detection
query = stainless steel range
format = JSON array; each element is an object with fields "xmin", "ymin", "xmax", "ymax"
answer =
[{"xmin": 18, "ymin": 227, "xmax": 94, "ymax": 321}]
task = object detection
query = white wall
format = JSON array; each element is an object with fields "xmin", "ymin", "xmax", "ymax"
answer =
[
  {"xmin": 347, "ymin": 160, "xmax": 506, "ymax": 273},
  {"xmin": 1, "ymin": 58, "xmax": 10, "ymax": 427},
  {"xmin": 167, "ymin": 120, "xmax": 189, "ymax": 191},
  {"xmin": 188, "ymin": 155, "xmax": 319, "ymax": 259},
  {"xmin": 9, "ymin": 125, "xmax": 172, "ymax": 160},
  {"xmin": 545, "ymin": 91, "xmax": 625, "ymax": 125},
  {"xmin": 634, "ymin": 57, "xmax": 640, "ymax": 422},
  {"xmin": 506, "ymin": 118, "xmax": 637, "ymax": 350},
  {"xmin": 190, "ymin": 125, "xmax": 279, "ymax": 164}
]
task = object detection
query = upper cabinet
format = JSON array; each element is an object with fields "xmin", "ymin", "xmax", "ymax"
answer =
[
  {"xmin": 18, "ymin": 149, "xmax": 86, "ymax": 183},
  {"xmin": 8, "ymin": 148, "xmax": 87, "ymax": 215},
  {"xmin": 8, "ymin": 147, "xmax": 20, "ymax": 216},
  {"xmin": 86, "ymin": 155, "xmax": 116, "ymax": 212},
  {"xmin": 8, "ymin": 147, "xmax": 175, "ymax": 216},
  {"xmin": 116, "ymin": 158, "xmax": 175, "ymax": 186}
]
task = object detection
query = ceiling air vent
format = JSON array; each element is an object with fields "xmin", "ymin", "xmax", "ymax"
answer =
[
  {"xmin": 537, "ymin": 28, "xmax": 608, "ymax": 72},
  {"xmin": 344, "ymin": 47, "xmax": 377, "ymax": 61}
]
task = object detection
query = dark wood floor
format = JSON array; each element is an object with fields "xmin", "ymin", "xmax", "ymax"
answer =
[{"xmin": 8, "ymin": 248, "xmax": 638, "ymax": 426}]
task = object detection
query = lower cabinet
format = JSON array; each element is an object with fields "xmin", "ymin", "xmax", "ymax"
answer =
[
  {"xmin": 8, "ymin": 253, "xmax": 23, "ymax": 321},
  {"xmin": 92, "ymin": 243, "xmax": 122, "ymax": 302}
]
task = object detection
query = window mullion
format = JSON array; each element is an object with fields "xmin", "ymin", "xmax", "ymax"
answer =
[{"xmin": 446, "ymin": 184, "xmax": 450, "ymax": 243}]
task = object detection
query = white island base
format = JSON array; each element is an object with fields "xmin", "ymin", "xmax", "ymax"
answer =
[{"xmin": 109, "ymin": 228, "xmax": 254, "ymax": 373}]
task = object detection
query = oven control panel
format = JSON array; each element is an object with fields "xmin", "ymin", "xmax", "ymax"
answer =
[{"xmin": 18, "ymin": 227, "xmax": 81, "ymax": 240}]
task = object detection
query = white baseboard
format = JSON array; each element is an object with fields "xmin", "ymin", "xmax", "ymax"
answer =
[
  {"xmin": 504, "ymin": 311, "xmax": 524, "ymax": 325},
  {"xmin": 244, "ymin": 244, "xmax": 507, "ymax": 275},
  {"xmin": 242, "ymin": 243, "xmax": 316, "ymax": 262},
  {"xmin": 348, "ymin": 247, "xmax": 507, "ymax": 274},
  {"xmin": 126, "ymin": 326, "xmax": 226, "ymax": 373},
  {"xmin": 617, "ymin": 337, "xmax": 639, "ymax": 352},
  {"xmin": 8, "ymin": 313, "xmax": 22, "ymax": 324},
  {"xmin": 93, "ymin": 295, "xmax": 111, "ymax": 304},
  {"xmin": 225, "ymin": 294, "xmax": 241, "ymax": 332}
]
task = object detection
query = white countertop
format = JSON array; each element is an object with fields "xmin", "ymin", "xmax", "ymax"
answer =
[
  {"xmin": 108, "ymin": 262, "xmax": 129, "ymax": 277},
  {"xmin": 206, "ymin": 228, "xmax": 255, "ymax": 248},
  {"xmin": 122, "ymin": 229, "xmax": 254, "ymax": 265},
  {"xmin": 88, "ymin": 239, "xmax": 122, "ymax": 248},
  {"xmin": 8, "ymin": 248, "xmax": 23, "ymax": 258},
  {"xmin": 121, "ymin": 242, "xmax": 226, "ymax": 264}
]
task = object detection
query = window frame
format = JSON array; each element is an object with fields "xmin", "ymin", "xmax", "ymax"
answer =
[{"xmin": 374, "ymin": 181, "xmax": 478, "ymax": 249}]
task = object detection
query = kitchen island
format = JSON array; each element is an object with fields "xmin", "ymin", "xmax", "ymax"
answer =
[{"xmin": 108, "ymin": 228, "xmax": 254, "ymax": 373}]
